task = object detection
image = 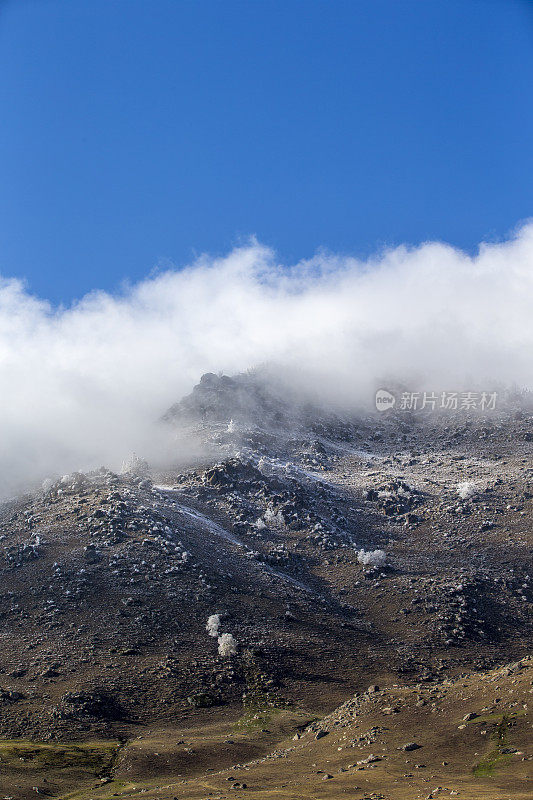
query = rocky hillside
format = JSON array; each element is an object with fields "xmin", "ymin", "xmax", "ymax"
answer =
[{"xmin": 0, "ymin": 371, "xmax": 531, "ymax": 797}]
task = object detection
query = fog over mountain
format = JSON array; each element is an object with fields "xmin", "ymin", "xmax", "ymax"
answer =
[{"xmin": 1, "ymin": 223, "xmax": 533, "ymax": 496}]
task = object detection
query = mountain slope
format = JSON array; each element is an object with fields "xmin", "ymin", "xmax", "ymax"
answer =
[{"xmin": 0, "ymin": 371, "xmax": 531, "ymax": 797}]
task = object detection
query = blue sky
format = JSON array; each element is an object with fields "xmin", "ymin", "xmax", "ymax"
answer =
[{"xmin": 1, "ymin": 0, "xmax": 532, "ymax": 304}]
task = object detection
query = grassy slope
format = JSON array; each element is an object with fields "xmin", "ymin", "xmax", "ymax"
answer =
[{"xmin": 2, "ymin": 659, "xmax": 530, "ymax": 800}]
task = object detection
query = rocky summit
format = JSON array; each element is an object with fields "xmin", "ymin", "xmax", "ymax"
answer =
[{"xmin": 0, "ymin": 370, "xmax": 531, "ymax": 799}]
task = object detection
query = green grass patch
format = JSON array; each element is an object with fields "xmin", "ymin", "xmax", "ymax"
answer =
[
  {"xmin": 0, "ymin": 738, "xmax": 120, "ymax": 773},
  {"xmin": 235, "ymin": 705, "xmax": 282, "ymax": 732},
  {"xmin": 236, "ymin": 687, "xmax": 293, "ymax": 732},
  {"xmin": 236, "ymin": 702, "xmax": 318, "ymax": 735},
  {"xmin": 465, "ymin": 708, "xmax": 524, "ymax": 727},
  {"xmin": 473, "ymin": 748, "xmax": 513, "ymax": 777},
  {"xmin": 235, "ymin": 650, "xmax": 293, "ymax": 731},
  {"xmin": 473, "ymin": 715, "xmax": 514, "ymax": 777}
]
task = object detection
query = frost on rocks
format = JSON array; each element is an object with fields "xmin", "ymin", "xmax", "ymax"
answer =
[
  {"xmin": 206, "ymin": 613, "xmax": 221, "ymax": 638},
  {"xmin": 264, "ymin": 506, "xmax": 285, "ymax": 527},
  {"xmin": 257, "ymin": 456, "xmax": 274, "ymax": 476},
  {"xmin": 357, "ymin": 548, "xmax": 387, "ymax": 568},
  {"xmin": 217, "ymin": 632, "xmax": 238, "ymax": 657},
  {"xmin": 120, "ymin": 453, "xmax": 150, "ymax": 478}
]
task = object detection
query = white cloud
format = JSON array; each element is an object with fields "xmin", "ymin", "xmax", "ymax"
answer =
[{"xmin": 1, "ymin": 223, "xmax": 533, "ymax": 497}]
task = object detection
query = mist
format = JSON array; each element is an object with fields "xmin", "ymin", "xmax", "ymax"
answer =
[{"xmin": 1, "ymin": 222, "xmax": 533, "ymax": 498}]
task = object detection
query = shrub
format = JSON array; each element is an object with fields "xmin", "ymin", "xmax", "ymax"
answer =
[
  {"xmin": 218, "ymin": 633, "xmax": 238, "ymax": 657},
  {"xmin": 457, "ymin": 481, "xmax": 476, "ymax": 500},
  {"xmin": 206, "ymin": 613, "xmax": 221, "ymax": 637},
  {"xmin": 357, "ymin": 548, "xmax": 386, "ymax": 568}
]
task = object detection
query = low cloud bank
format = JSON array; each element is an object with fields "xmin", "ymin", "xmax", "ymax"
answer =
[{"xmin": 1, "ymin": 223, "xmax": 533, "ymax": 496}]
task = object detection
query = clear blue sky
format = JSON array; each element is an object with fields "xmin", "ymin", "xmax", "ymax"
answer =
[{"xmin": 1, "ymin": 0, "xmax": 532, "ymax": 304}]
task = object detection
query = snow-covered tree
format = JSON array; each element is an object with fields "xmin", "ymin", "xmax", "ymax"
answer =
[
  {"xmin": 357, "ymin": 548, "xmax": 386, "ymax": 568},
  {"xmin": 217, "ymin": 632, "xmax": 237, "ymax": 657},
  {"xmin": 206, "ymin": 613, "xmax": 221, "ymax": 637}
]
